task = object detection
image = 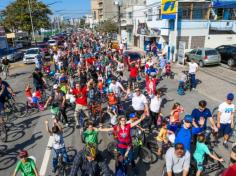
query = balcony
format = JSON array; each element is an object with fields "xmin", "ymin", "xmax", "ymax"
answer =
[
  {"xmin": 98, "ymin": 5, "xmax": 103, "ymax": 10},
  {"xmin": 178, "ymin": 20, "xmax": 209, "ymax": 30},
  {"xmin": 210, "ymin": 20, "xmax": 236, "ymax": 33},
  {"xmin": 98, "ymin": 0, "xmax": 103, "ymax": 4}
]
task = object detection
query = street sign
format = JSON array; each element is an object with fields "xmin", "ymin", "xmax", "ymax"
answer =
[
  {"xmin": 178, "ymin": 41, "xmax": 185, "ymax": 64},
  {"xmin": 161, "ymin": 0, "xmax": 177, "ymax": 19}
]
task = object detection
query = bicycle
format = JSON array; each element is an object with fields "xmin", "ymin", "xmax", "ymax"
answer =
[
  {"xmin": 55, "ymin": 153, "xmax": 68, "ymax": 176},
  {"xmin": 77, "ymin": 109, "xmax": 89, "ymax": 130},
  {"xmin": 4, "ymin": 97, "xmax": 27, "ymax": 118},
  {"xmin": 107, "ymin": 126, "xmax": 155, "ymax": 164}
]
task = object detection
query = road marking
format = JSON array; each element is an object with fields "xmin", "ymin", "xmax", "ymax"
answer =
[{"xmin": 39, "ymin": 136, "xmax": 54, "ymax": 176}]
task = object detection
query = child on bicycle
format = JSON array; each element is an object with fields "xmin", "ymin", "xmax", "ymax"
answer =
[
  {"xmin": 83, "ymin": 121, "xmax": 99, "ymax": 147},
  {"xmin": 155, "ymin": 121, "xmax": 168, "ymax": 159},
  {"xmin": 193, "ymin": 133, "xmax": 224, "ymax": 176}
]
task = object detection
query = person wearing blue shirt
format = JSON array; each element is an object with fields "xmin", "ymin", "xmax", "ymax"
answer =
[
  {"xmin": 159, "ymin": 55, "xmax": 167, "ymax": 70},
  {"xmin": 175, "ymin": 115, "xmax": 205, "ymax": 152},
  {"xmin": 191, "ymin": 100, "xmax": 217, "ymax": 131}
]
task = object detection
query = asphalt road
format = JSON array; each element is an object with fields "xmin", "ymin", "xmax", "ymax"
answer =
[{"xmin": 0, "ymin": 61, "xmax": 235, "ymax": 176}]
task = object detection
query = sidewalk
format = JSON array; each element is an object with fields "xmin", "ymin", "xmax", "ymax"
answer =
[{"xmin": 171, "ymin": 63, "xmax": 236, "ymax": 103}]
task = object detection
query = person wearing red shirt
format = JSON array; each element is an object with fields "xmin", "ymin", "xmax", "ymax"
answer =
[
  {"xmin": 146, "ymin": 75, "xmax": 158, "ymax": 97},
  {"xmin": 128, "ymin": 62, "xmax": 139, "ymax": 89},
  {"xmin": 72, "ymin": 83, "xmax": 89, "ymax": 127},
  {"xmin": 100, "ymin": 115, "xmax": 146, "ymax": 169}
]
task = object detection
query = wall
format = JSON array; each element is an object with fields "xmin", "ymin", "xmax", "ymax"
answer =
[{"xmin": 205, "ymin": 34, "xmax": 236, "ymax": 48}]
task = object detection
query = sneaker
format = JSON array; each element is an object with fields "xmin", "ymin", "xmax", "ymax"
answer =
[
  {"xmin": 65, "ymin": 123, "xmax": 69, "ymax": 127},
  {"xmin": 76, "ymin": 124, "xmax": 80, "ymax": 129}
]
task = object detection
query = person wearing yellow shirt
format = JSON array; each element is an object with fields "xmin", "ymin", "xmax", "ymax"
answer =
[{"xmin": 155, "ymin": 121, "xmax": 168, "ymax": 158}]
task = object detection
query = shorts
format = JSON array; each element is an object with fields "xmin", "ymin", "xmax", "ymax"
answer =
[
  {"xmin": 128, "ymin": 77, "xmax": 136, "ymax": 84},
  {"xmin": 219, "ymin": 123, "xmax": 232, "ymax": 136},
  {"xmin": 196, "ymin": 161, "xmax": 204, "ymax": 171}
]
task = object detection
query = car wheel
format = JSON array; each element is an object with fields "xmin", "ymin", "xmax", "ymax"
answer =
[
  {"xmin": 227, "ymin": 59, "xmax": 235, "ymax": 67},
  {"xmin": 199, "ymin": 61, "xmax": 204, "ymax": 67}
]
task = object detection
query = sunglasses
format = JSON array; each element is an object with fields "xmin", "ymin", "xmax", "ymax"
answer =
[{"xmin": 175, "ymin": 147, "xmax": 184, "ymax": 151}]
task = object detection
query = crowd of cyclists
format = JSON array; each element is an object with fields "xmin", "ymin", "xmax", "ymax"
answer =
[{"xmin": 0, "ymin": 29, "xmax": 236, "ymax": 176}]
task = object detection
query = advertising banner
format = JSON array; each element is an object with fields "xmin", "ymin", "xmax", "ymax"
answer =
[{"xmin": 161, "ymin": 0, "xmax": 177, "ymax": 19}]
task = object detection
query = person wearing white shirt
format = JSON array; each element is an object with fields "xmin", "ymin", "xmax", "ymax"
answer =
[
  {"xmin": 149, "ymin": 90, "xmax": 162, "ymax": 128},
  {"xmin": 109, "ymin": 78, "xmax": 126, "ymax": 99},
  {"xmin": 131, "ymin": 87, "xmax": 149, "ymax": 117},
  {"xmin": 53, "ymin": 52, "xmax": 59, "ymax": 71},
  {"xmin": 188, "ymin": 59, "xmax": 198, "ymax": 90},
  {"xmin": 217, "ymin": 93, "xmax": 235, "ymax": 148}
]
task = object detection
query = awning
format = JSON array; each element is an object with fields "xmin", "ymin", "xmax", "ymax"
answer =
[{"xmin": 212, "ymin": 0, "xmax": 236, "ymax": 8}]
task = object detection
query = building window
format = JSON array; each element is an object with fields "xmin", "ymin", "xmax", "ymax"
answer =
[
  {"xmin": 147, "ymin": 8, "xmax": 152, "ymax": 21},
  {"xmin": 156, "ymin": 9, "xmax": 161, "ymax": 20},
  {"xmin": 192, "ymin": 5, "xmax": 203, "ymax": 19},
  {"xmin": 178, "ymin": 5, "xmax": 191, "ymax": 19}
]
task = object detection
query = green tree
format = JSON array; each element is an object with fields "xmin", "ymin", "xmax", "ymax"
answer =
[
  {"xmin": 97, "ymin": 20, "xmax": 118, "ymax": 33},
  {"xmin": 1, "ymin": 0, "xmax": 52, "ymax": 33}
]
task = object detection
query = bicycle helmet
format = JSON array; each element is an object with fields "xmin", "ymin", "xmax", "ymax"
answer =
[
  {"xmin": 19, "ymin": 150, "xmax": 28, "ymax": 158},
  {"xmin": 184, "ymin": 114, "xmax": 193, "ymax": 123},
  {"xmin": 84, "ymin": 145, "xmax": 97, "ymax": 158}
]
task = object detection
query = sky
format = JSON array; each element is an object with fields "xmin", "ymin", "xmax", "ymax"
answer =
[{"xmin": 0, "ymin": 0, "xmax": 91, "ymax": 18}]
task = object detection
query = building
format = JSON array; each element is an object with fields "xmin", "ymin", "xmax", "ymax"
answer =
[
  {"xmin": 91, "ymin": 0, "xmax": 99, "ymax": 24},
  {"xmin": 0, "ymin": 26, "xmax": 9, "ymax": 57},
  {"xmin": 126, "ymin": 0, "xmax": 236, "ymax": 62}
]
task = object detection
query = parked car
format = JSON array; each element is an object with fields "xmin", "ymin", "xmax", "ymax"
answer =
[
  {"xmin": 185, "ymin": 48, "xmax": 221, "ymax": 67},
  {"xmin": 23, "ymin": 48, "xmax": 45, "ymax": 64},
  {"xmin": 48, "ymin": 39, "xmax": 58, "ymax": 47},
  {"xmin": 1, "ymin": 48, "xmax": 24, "ymax": 62},
  {"xmin": 215, "ymin": 45, "xmax": 236, "ymax": 67}
]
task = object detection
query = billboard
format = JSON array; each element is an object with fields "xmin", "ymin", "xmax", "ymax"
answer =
[{"xmin": 161, "ymin": 0, "xmax": 177, "ymax": 19}]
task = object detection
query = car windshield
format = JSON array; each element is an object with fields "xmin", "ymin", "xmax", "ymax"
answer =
[
  {"xmin": 26, "ymin": 49, "xmax": 38, "ymax": 54},
  {"xmin": 49, "ymin": 40, "xmax": 55, "ymax": 43},
  {"xmin": 205, "ymin": 50, "xmax": 218, "ymax": 55}
]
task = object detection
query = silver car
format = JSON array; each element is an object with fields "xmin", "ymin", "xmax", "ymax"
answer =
[{"xmin": 185, "ymin": 48, "xmax": 221, "ymax": 67}]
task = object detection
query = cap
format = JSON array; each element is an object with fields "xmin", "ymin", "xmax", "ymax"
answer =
[
  {"xmin": 184, "ymin": 115, "xmax": 193, "ymax": 123},
  {"xmin": 53, "ymin": 84, "xmax": 58, "ymax": 89},
  {"xmin": 227, "ymin": 93, "xmax": 234, "ymax": 101},
  {"xmin": 19, "ymin": 150, "xmax": 28, "ymax": 158},
  {"xmin": 129, "ymin": 113, "xmax": 136, "ymax": 119}
]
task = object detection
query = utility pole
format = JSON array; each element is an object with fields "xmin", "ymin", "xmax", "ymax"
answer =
[
  {"xmin": 115, "ymin": 0, "xmax": 122, "ymax": 42},
  {"xmin": 27, "ymin": 0, "xmax": 36, "ymax": 43}
]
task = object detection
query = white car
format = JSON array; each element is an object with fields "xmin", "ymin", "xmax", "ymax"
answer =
[
  {"xmin": 48, "ymin": 39, "xmax": 57, "ymax": 46},
  {"xmin": 23, "ymin": 48, "xmax": 45, "ymax": 64}
]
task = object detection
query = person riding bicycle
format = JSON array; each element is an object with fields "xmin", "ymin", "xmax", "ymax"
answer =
[
  {"xmin": 165, "ymin": 143, "xmax": 190, "ymax": 176},
  {"xmin": 13, "ymin": 150, "xmax": 39, "ymax": 176},
  {"xmin": 32, "ymin": 68, "xmax": 46, "ymax": 91},
  {"xmin": 82, "ymin": 121, "xmax": 99, "ymax": 146},
  {"xmin": 45, "ymin": 119, "xmax": 69, "ymax": 173},
  {"xmin": 100, "ymin": 114, "xmax": 147, "ymax": 171},
  {"xmin": 44, "ymin": 84, "xmax": 68, "ymax": 126},
  {"xmin": 69, "ymin": 145, "xmax": 111, "ymax": 176},
  {"xmin": 1, "ymin": 57, "xmax": 10, "ymax": 77},
  {"xmin": 193, "ymin": 133, "xmax": 224, "ymax": 176},
  {"xmin": 0, "ymin": 77, "xmax": 15, "ymax": 118}
]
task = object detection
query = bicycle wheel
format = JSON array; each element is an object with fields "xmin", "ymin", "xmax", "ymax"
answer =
[
  {"xmin": 12, "ymin": 102, "xmax": 28, "ymax": 118},
  {"xmin": 56, "ymin": 166, "xmax": 66, "ymax": 176},
  {"xmin": 0, "ymin": 124, "xmax": 7, "ymax": 142},
  {"xmin": 139, "ymin": 146, "xmax": 153, "ymax": 164}
]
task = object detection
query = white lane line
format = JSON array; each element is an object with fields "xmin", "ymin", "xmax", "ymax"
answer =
[{"xmin": 39, "ymin": 136, "xmax": 54, "ymax": 176}]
